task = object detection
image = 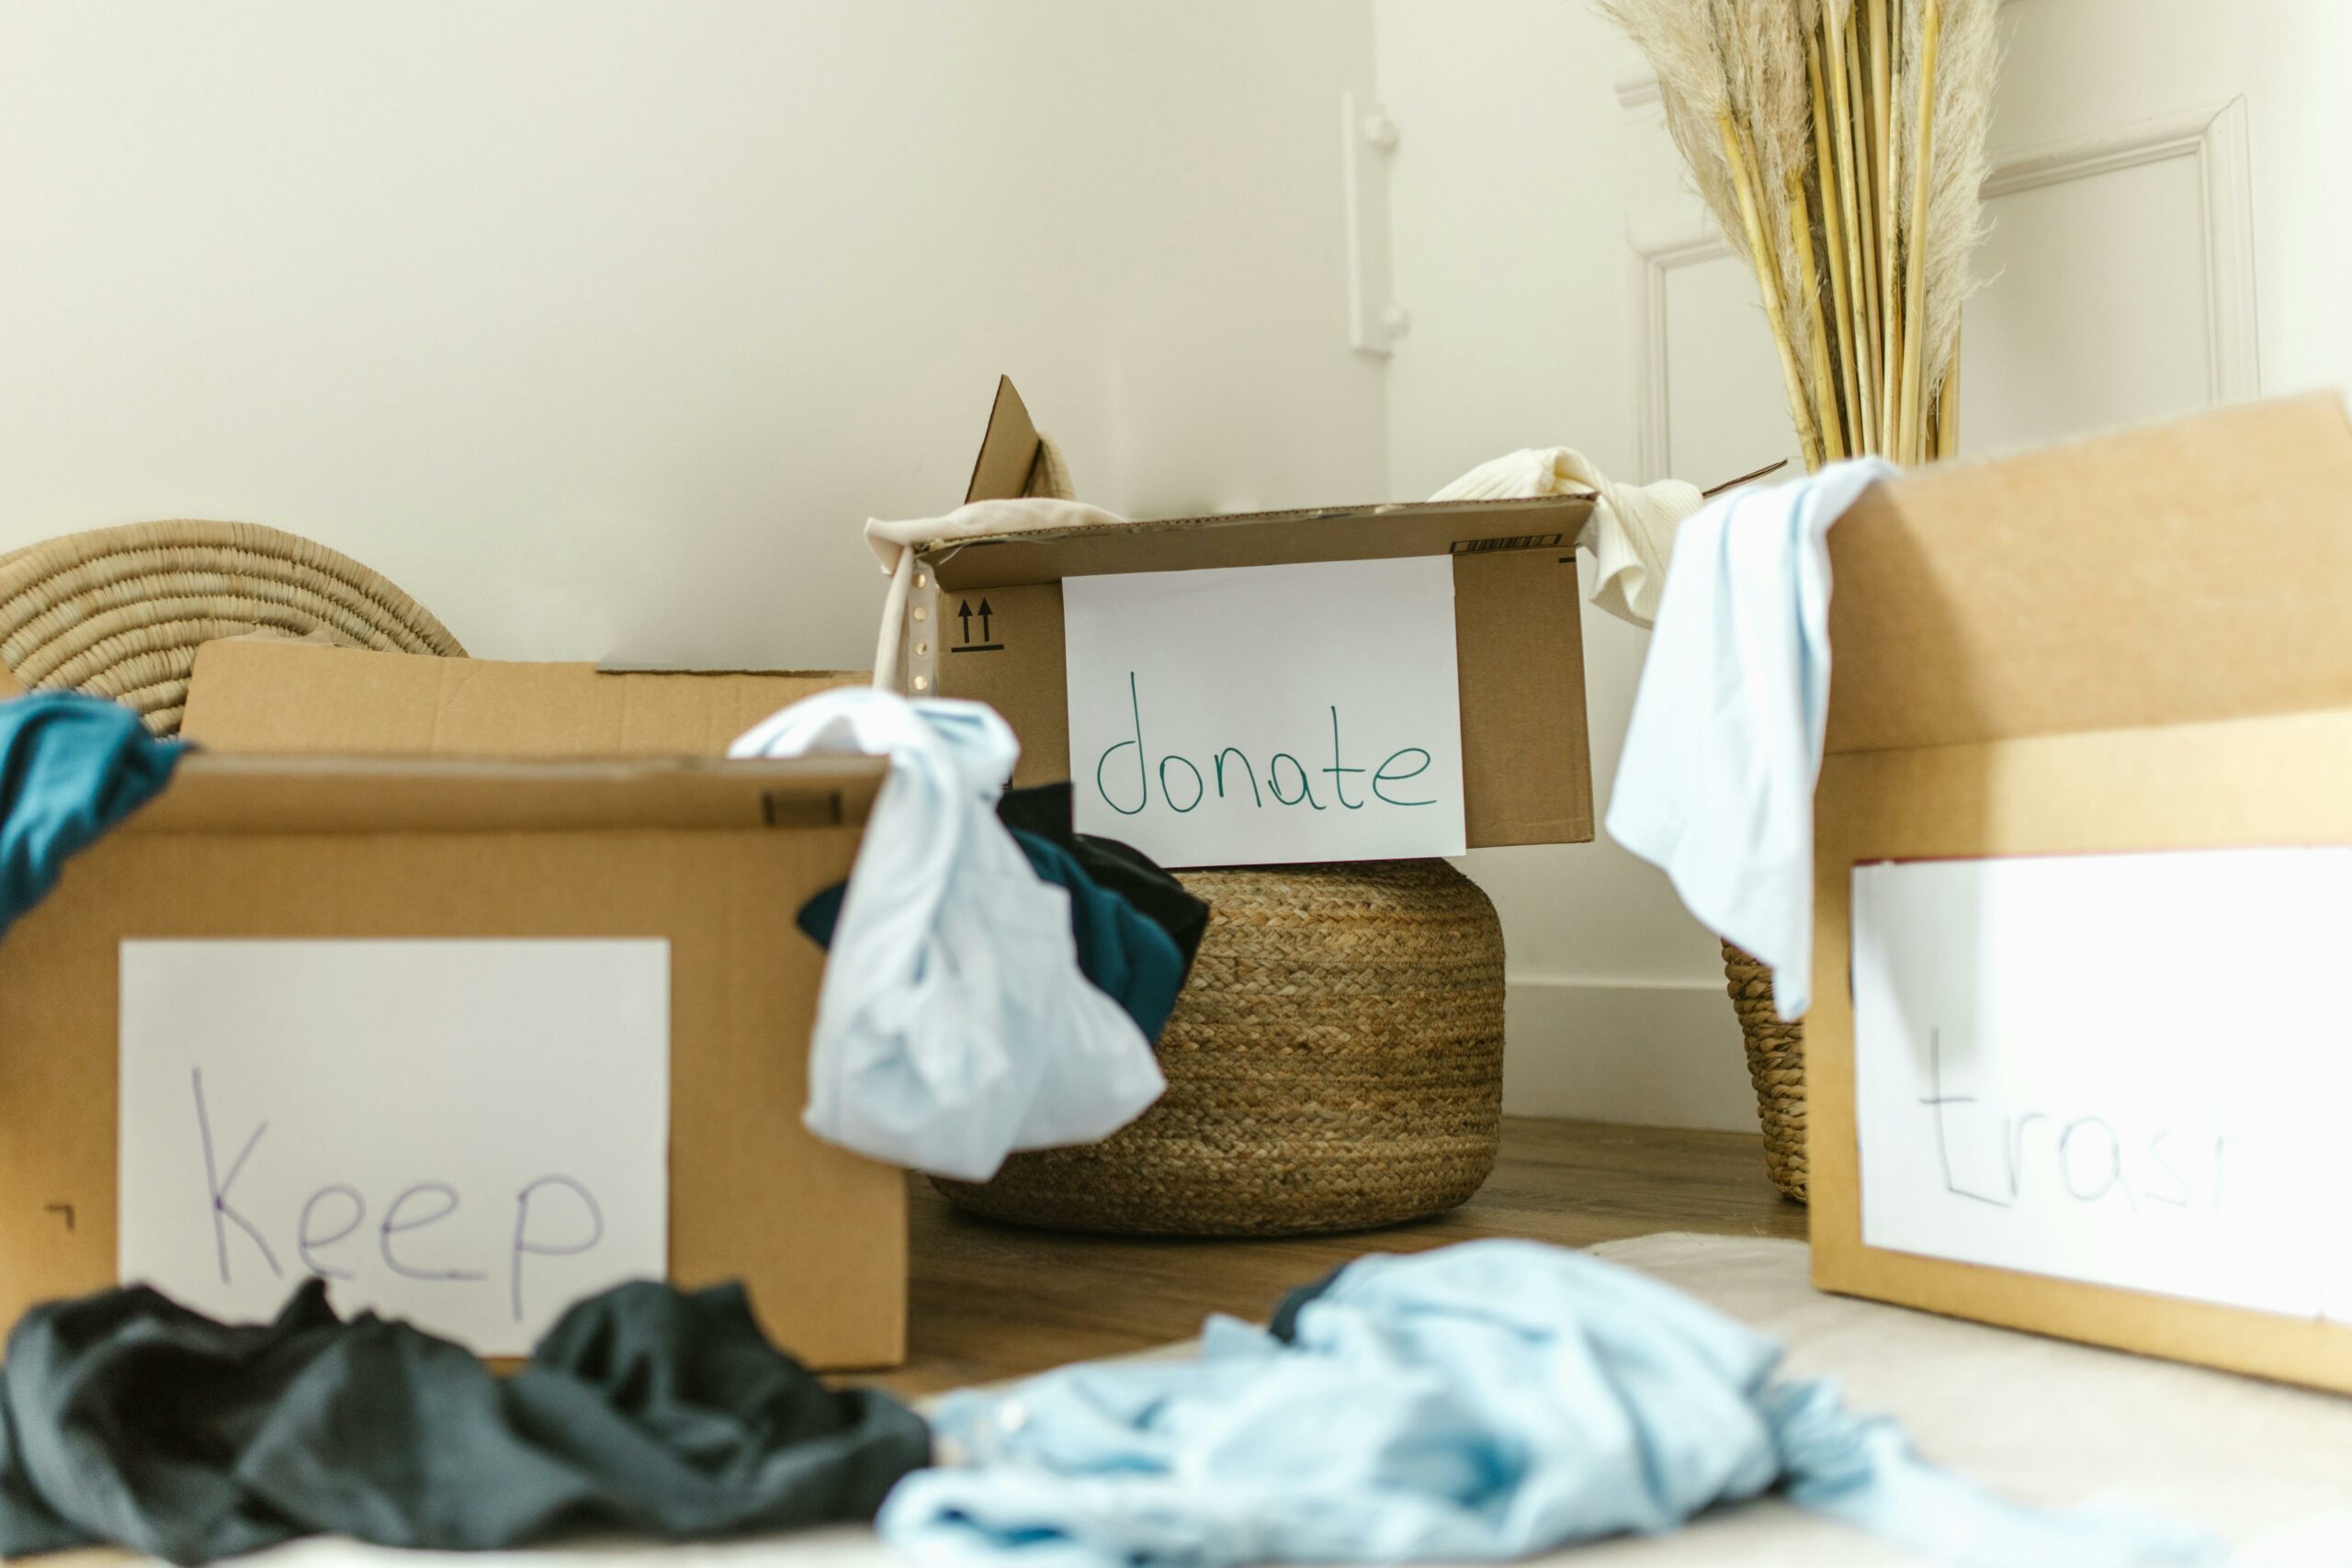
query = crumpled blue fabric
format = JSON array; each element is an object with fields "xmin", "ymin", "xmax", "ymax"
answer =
[
  {"xmin": 729, "ymin": 688, "xmax": 1164, "ymax": 1181},
  {"xmin": 793, "ymin": 827, "xmax": 1190, "ymax": 1046},
  {"xmin": 878, "ymin": 1240, "xmax": 2220, "ymax": 1568},
  {"xmin": 0, "ymin": 693, "xmax": 183, "ymax": 941},
  {"xmin": 1605, "ymin": 458, "xmax": 1894, "ymax": 1021}
]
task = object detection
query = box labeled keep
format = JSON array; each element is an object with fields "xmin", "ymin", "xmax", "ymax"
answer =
[{"xmin": 0, "ymin": 649, "xmax": 902, "ymax": 1369}]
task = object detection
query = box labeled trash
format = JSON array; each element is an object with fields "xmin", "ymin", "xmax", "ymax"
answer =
[
  {"xmin": 0, "ymin": 649, "xmax": 902, "ymax": 1369},
  {"xmin": 1808, "ymin": 392, "xmax": 2352, "ymax": 1392},
  {"xmin": 912, "ymin": 378, "xmax": 1596, "ymax": 855}
]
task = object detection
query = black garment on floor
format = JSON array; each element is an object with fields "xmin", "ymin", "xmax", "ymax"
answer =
[
  {"xmin": 0, "ymin": 1278, "xmax": 929, "ymax": 1564},
  {"xmin": 995, "ymin": 781, "xmax": 1209, "ymax": 981}
]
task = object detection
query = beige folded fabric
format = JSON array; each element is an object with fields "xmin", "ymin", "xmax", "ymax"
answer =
[
  {"xmin": 862, "ymin": 497, "xmax": 1127, "ymax": 690},
  {"xmin": 863, "ymin": 498, "xmax": 1125, "ymax": 577},
  {"xmin": 1431, "ymin": 448, "xmax": 1702, "ymax": 629}
]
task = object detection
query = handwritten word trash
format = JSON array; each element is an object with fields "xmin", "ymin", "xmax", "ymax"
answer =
[{"xmin": 1852, "ymin": 848, "xmax": 2352, "ymax": 1323}]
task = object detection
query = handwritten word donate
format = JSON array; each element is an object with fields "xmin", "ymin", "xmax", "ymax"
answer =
[{"xmin": 1092, "ymin": 673, "xmax": 1435, "ymax": 817}]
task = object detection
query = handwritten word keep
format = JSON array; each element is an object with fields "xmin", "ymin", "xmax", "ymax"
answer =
[{"xmin": 191, "ymin": 1069, "xmax": 605, "ymax": 1325}]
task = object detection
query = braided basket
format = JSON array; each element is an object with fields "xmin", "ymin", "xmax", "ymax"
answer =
[
  {"xmin": 1724, "ymin": 942, "xmax": 1806, "ymax": 1201},
  {"xmin": 933, "ymin": 859, "xmax": 1506, "ymax": 1236},
  {"xmin": 0, "ymin": 520, "xmax": 466, "ymax": 735}
]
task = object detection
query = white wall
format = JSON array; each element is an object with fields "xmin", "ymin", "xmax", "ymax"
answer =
[
  {"xmin": 0, "ymin": 1, "xmax": 1385, "ymax": 671},
  {"xmin": 1379, "ymin": 0, "xmax": 2352, "ymax": 1129},
  {"xmin": 1375, "ymin": 0, "xmax": 1760, "ymax": 1132}
]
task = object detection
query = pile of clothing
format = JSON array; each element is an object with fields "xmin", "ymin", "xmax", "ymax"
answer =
[
  {"xmin": 0, "ymin": 1275, "xmax": 926, "ymax": 1563},
  {"xmin": 794, "ymin": 780, "xmax": 1205, "ymax": 1085},
  {"xmin": 0, "ymin": 1241, "xmax": 2221, "ymax": 1567},
  {"xmin": 731, "ymin": 689, "xmax": 1200, "ymax": 1182}
]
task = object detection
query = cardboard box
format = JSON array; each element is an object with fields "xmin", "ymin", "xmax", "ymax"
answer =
[
  {"xmin": 1808, "ymin": 391, "xmax": 2352, "ymax": 1390},
  {"xmin": 914, "ymin": 378, "xmax": 1597, "ymax": 849},
  {"xmin": 0, "ymin": 652, "xmax": 905, "ymax": 1369}
]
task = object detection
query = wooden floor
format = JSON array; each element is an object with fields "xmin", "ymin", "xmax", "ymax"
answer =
[{"xmin": 862, "ymin": 1117, "xmax": 1805, "ymax": 1397}]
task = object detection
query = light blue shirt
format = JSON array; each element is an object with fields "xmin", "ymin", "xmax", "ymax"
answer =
[
  {"xmin": 729, "ymin": 689, "xmax": 1163, "ymax": 1180},
  {"xmin": 1607, "ymin": 460, "xmax": 1895, "ymax": 1020},
  {"xmin": 880, "ymin": 1239, "xmax": 2215, "ymax": 1568}
]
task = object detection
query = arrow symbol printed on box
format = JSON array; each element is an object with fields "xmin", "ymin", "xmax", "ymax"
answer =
[{"xmin": 947, "ymin": 599, "xmax": 1003, "ymax": 654}]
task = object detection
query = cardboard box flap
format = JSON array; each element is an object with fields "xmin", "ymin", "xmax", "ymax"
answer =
[
  {"xmin": 129, "ymin": 753, "xmax": 886, "ymax": 835},
  {"xmin": 923, "ymin": 495, "xmax": 1594, "ymax": 589},
  {"xmin": 183, "ymin": 641, "xmax": 864, "ymax": 760},
  {"xmin": 1826, "ymin": 393, "xmax": 2352, "ymax": 756},
  {"xmin": 966, "ymin": 376, "xmax": 1051, "ymax": 504},
  {"xmin": 944, "ymin": 374, "xmax": 1591, "ymax": 584}
]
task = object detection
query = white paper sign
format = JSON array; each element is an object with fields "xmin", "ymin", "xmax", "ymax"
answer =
[
  {"xmin": 1061, "ymin": 558, "xmax": 1467, "ymax": 867},
  {"xmin": 119, "ymin": 939, "xmax": 670, "ymax": 1355},
  {"xmin": 1853, "ymin": 849, "xmax": 2352, "ymax": 1321}
]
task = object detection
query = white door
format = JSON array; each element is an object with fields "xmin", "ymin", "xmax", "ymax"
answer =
[{"xmin": 1623, "ymin": 0, "xmax": 2259, "ymax": 479}]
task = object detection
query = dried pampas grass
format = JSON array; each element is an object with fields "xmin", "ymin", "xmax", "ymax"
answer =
[
  {"xmin": 1916, "ymin": 0, "xmax": 1997, "ymax": 424},
  {"xmin": 1603, "ymin": 0, "xmax": 2001, "ymax": 467},
  {"xmin": 1597, "ymin": 0, "xmax": 1824, "ymax": 469}
]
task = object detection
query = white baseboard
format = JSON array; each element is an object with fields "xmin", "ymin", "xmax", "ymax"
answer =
[{"xmin": 1501, "ymin": 977, "xmax": 1760, "ymax": 1133}]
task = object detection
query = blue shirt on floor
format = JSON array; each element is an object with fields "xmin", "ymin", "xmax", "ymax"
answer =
[{"xmin": 880, "ymin": 1239, "xmax": 2218, "ymax": 1568}]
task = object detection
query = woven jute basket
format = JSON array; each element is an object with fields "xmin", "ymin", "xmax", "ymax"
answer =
[
  {"xmin": 0, "ymin": 521, "xmax": 466, "ymax": 734},
  {"xmin": 1724, "ymin": 942, "xmax": 1806, "ymax": 1201},
  {"xmin": 933, "ymin": 858, "xmax": 1506, "ymax": 1236}
]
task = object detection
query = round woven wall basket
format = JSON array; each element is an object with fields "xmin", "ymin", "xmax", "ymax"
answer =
[
  {"xmin": 933, "ymin": 858, "xmax": 1506, "ymax": 1236},
  {"xmin": 0, "ymin": 521, "xmax": 466, "ymax": 734},
  {"xmin": 1724, "ymin": 942, "xmax": 1806, "ymax": 1202}
]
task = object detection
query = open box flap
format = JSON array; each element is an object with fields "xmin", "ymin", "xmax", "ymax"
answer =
[
  {"xmin": 1826, "ymin": 392, "xmax": 2352, "ymax": 756},
  {"xmin": 924, "ymin": 495, "xmax": 1595, "ymax": 589},
  {"xmin": 184, "ymin": 642, "xmax": 865, "ymax": 761},
  {"xmin": 941, "ymin": 375, "xmax": 1594, "ymax": 587},
  {"xmin": 965, "ymin": 375, "xmax": 1053, "ymax": 504},
  {"xmin": 129, "ymin": 752, "xmax": 887, "ymax": 835}
]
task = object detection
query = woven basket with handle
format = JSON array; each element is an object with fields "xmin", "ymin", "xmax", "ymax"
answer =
[
  {"xmin": 933, "ymin": 857, "xmax": 1506, "ymax": 1236},
  {"xmin": 0, "ymin": 520, "xmax": 465, "ymax": 734},
  {"xmin": 1723, "ymin": 941, "xmax": 1806, "ymax": 1201}
]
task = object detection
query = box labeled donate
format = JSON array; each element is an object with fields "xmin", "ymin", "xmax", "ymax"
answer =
[
  {"xmin": 0, "ymin": 748, "xmax": 902, "ymax": 1368},
  {"xmin": 914, "ymin": 378, "xmax": 1596, "ymax": 853},
  {"xmin": 1807, "ymin": 392, "xmax": 2352, "ymax": 1393}
]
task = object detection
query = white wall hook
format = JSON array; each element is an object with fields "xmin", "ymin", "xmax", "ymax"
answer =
[{"xmin": 1342, "ymin": 93, "xmax": 1401, "ymax": 357}]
